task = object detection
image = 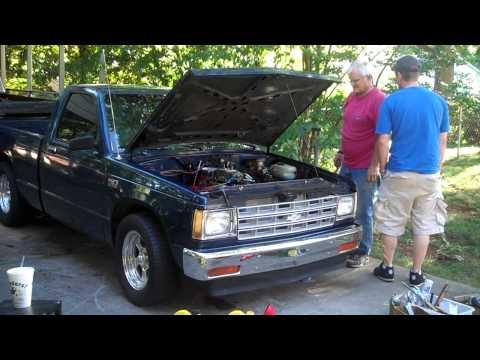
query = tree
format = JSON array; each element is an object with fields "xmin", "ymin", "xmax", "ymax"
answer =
[
  {"xmin": 4, "ymin": 45, "xmax": 476, "ymax": 165},
  {"xmin": 390, "ymin": 45, "xmax": 478, "ymax": 97},
  {"xmin": 272, "ymin": 45, "xmax": 363, "ymax": 167}
]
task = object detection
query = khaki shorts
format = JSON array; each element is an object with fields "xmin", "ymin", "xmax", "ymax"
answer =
[{"xmin": 374, "ymin": 171, "xmax": 448, "ymax": 236}]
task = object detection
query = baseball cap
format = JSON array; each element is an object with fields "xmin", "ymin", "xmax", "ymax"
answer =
[{"xmin": 392, "ymin": 55, "xmax": 421, "ymax": 73}]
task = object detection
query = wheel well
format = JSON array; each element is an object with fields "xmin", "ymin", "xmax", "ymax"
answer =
[{"xmin": 110, "ymin": 201, "xmax": 162, "ymax": 245}]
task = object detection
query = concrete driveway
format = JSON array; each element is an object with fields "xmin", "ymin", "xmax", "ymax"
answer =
[{"xmin": 1, "ymin": 217, "xmax": 478, "ymax": 315}]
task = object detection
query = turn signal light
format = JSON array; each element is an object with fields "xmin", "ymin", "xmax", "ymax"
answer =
[
  {"xmin": 192, "ymin": 209, "xmax": 204, "ymax": 239},
  {"xmin": 338, "ymin": 240, "xmax": 359, "ymax": 253},
  {"xmin": 207, "ymin": 266, "xmax": 240, "ymax": 278}
]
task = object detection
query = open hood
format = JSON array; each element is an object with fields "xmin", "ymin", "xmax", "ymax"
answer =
[{"xmin": 129, "ymin": 68, "xmax": 339, "ymax": 150}]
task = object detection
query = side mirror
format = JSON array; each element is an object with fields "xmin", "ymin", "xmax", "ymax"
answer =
[{"xmin": 68, "ymin": 134, "xmax": 96, "ymax": 151}]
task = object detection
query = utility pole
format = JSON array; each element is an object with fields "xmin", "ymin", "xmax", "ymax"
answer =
[
  {"xmin": 0, "ymin": 45, "xmax": 6, "ymax": 91},
  {"xmin": 457, "ymin": 106, "xmax": 462, "ymax": 159},
  {"xmin": 27, "ymin": 45, "xmax": 32, "ymax": 92},
  {"xmin": 99, "ymin": 48, "xmax": 107, "ymax": 83},
  {"xmin": 59, "ymin": 45, "xmax": 65, "ymax": 92}
]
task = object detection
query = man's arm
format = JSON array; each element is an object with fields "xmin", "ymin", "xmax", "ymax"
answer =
[
  {"xmin": 334, "ymin": 149, "xmax": 344, "ymax": 172},
  {"xmin": 374, "ymin": 95, "xmax": 391, "ymax": 177},
  {"xmin": 439, "ymin": 132, "xmax": 448, "ymax": 169},
  {"xmin": 370, "ymin": 150, "xmax": 379, "ymax": 168},
  {"xmin": 367, "ymin": 149, "xmax": 379, "ymax": 182},
  {"xmin": 376, "ymin": 134, "xmax": 390, "ymax": 175},
  {"xmin": 367, "ymin": 92, "xmax": 386, "ymax": 182},
  {"xmin": 439, "ymin": 98, "xmax": 450, "ymax": 172}
]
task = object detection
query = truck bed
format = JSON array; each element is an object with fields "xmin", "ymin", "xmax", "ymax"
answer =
[
  {"xmin": 0, "ymin": 117, "xmax": 50, "ymax": 136},
  {"xmin": 1, "ymin": 89, "xmax": 55, "ymax": 112},
  {"xmin": 0, "ymin": 92, "xmax": 55, "ymax": 136},
  {"xmin": 0, "ymin": 94, "xmax": 53, "ymax": 212}
]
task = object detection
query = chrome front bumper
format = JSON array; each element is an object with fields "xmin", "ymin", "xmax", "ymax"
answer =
[{"xmin": 182, "ymin": 225, "xmax": 362, "ymax": 281}]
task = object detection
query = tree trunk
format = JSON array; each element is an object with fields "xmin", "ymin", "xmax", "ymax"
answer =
[
  {"xmin": 434, "ymin": 62, "xmax": 454, "ymax": 97},
  {"xmin": 312, "ymin": 129, "xmax": 320, "ymax": 166},
  {"xmin": 302, "ymin": 48, "xmax": 312, "ymax": 73},
  {"xmin": 299, "ymin": 47, "xmax": 315, "ymax": 163},
  {"xmin": 417, "ymin": 45, "xmax": 455, "ymax": 97},
  {"xmin": 78, "ymin": 45, "xmax": 89, "ymax": 84}
]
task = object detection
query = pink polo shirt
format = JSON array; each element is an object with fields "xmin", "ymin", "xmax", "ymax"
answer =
[{"xmin": 341, "ymin": 87, "xmax": 386, "ymax": 169}]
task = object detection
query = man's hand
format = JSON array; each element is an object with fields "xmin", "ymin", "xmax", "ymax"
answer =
[
  {"xmin": 379, "ymin": 167, "xmax": 387, "ymax": 178},
  {"xmin": 334, "ymin": 152, "xmax": 343, "ymax": 171},
  {"xmin": 367, "ymin": 164, "xmax": 380, "ymax": 182}
]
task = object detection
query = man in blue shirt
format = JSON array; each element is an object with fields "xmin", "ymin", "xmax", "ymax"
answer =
[{"xmin": 373, "ymin": 56, "xmax": 450, "ymax": 286}]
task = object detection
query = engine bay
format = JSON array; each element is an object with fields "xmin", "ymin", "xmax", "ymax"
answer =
[{"xmin": 138, "ymin": 152, "xmax": 321, "ymax": 192}]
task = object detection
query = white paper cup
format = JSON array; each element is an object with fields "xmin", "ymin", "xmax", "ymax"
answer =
[{"xmin": 6, "ymin": 267, "xmax": 35, "ymax": 308}]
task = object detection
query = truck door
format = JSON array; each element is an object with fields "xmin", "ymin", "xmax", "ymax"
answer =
[{"xmin": 39, "ymin": 92, "xmax": 108, "ymax": 241}]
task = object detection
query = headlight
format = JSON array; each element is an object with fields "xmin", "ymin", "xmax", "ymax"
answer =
[
  {"xmin": 205, "ymin": 211, "xmax": 232, "ymax": 236},
  {"xmin": 193, "ymin": 209, "xmax": 237, "ymax": 240},
  {"xmin": 337, "ymin": 196, "xmax": 354, "ymax": 217}
]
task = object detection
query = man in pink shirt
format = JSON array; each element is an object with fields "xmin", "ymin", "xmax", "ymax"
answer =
[{"xmin": 334, "ymin": 60, "xmax": 386, "ymax": 267}]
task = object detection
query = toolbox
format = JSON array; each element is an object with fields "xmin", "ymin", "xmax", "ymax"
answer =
[{"xmin": 390, "ymin": 292, "xmax": 475, "ymax": 315}]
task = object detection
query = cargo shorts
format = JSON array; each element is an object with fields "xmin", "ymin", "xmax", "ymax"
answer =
[{"xmin": 374, "ymin": 171, "xmax": 448, "ymax": 237}]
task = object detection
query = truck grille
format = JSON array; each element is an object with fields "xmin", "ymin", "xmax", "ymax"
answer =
[{"xmin": 237, "ymin": 196, "xmax": 338, "ymax": 240}]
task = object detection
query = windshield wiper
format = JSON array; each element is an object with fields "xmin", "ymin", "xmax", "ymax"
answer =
[
  {"xmin": 133, "ymin": 144, "xmax": 203, "ymax": 156},
  {"xmin": 201, "ymin": 143, "xmax": 258, "ymax": 151},
  {"xmin": 131, "ymin": 142, "xmax": 259, "ymax": 160}
]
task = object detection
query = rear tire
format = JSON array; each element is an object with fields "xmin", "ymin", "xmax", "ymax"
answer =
[
  {"xmin": 114, "ymin": 212, "xmax": 179, "ymax": 306},
  {"xmin": 0, "ymin": 162, "xmax": 33, "ymax": 227}
]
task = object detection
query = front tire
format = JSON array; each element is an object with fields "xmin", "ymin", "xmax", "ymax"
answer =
[
  {"xmin": 114, "ymin": 212, "xmax": 179, "ymax": 306},
  {"xmin": 0, "ymin": 162, "xmax": 33, "ymax": 227}
]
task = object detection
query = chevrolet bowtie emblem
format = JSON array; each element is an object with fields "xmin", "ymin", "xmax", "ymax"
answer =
[{"xmin": 287, "ymin": 213, "xmax": 302, "ymax": 222}]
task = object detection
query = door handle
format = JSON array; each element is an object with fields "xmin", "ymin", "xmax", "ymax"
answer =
[{"xmin": 47, "ymin": 145, "xmax": 57, "ymax": 154}]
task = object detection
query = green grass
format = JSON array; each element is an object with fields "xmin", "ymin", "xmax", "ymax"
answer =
[{"xmin": 371, "ymin": 151, "xmax": 480, "ymax": 288}]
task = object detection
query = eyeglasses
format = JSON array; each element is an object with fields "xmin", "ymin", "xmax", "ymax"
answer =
[{"xmin": 349, "ymin": 77, "xmax": 364, "ymax": 85}]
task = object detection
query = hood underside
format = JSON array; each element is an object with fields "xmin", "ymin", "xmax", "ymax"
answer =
[{"xmin": 129, "ymin": 68, "xmax": 339, "ymax": 149}]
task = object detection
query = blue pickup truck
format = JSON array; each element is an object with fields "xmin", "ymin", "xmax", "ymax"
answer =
[{"xmin": 0, "ymin": 68, "xmax": 362, "ymax": 306}]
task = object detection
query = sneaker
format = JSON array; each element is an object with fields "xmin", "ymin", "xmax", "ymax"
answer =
[
  {"xmin": 346, "ymin": 253, "xmax": 370, "ymax": 268},
  {"xmin": 373, "ymin": 262, "xmax": 395, "ymax": 282},
  {"xmin": 409, "ymin": 270, "xmax": 426, "ymax": 286}
]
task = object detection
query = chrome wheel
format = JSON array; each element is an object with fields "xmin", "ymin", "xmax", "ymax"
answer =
[
  {"xmin": 0, "ymin": 174, "xmax": 11, "ymax": 214},
  {"xmin": 122, "ymin": 230, "xmax": 150, "ymax": 291}
]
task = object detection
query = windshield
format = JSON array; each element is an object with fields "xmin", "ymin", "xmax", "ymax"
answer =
[{"xmin": 104, "ymin": 92, "xmax": 166, "ymax": 152}]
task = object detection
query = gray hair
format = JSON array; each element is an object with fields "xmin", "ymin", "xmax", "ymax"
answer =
[{"xmin": 347, "ymin": 60, "xmax": 373, "ymax": 77}]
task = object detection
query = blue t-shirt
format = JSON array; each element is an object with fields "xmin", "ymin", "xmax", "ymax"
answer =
[{"xmin": 376, "ymin": 86, "xmax": 450, "ymax": 174}]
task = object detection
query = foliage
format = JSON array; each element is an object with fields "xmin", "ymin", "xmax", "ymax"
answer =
[
  {"xmin": 271, "ymin": 45, "xmax": 363, "ymax": 165},
  {"xmin": 379, "ymin": 46, "xmax": 480, "ymax": 147},
  {"xmin": 2, "ymin": 45, "xmax": 479, "ymax": 160}
]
